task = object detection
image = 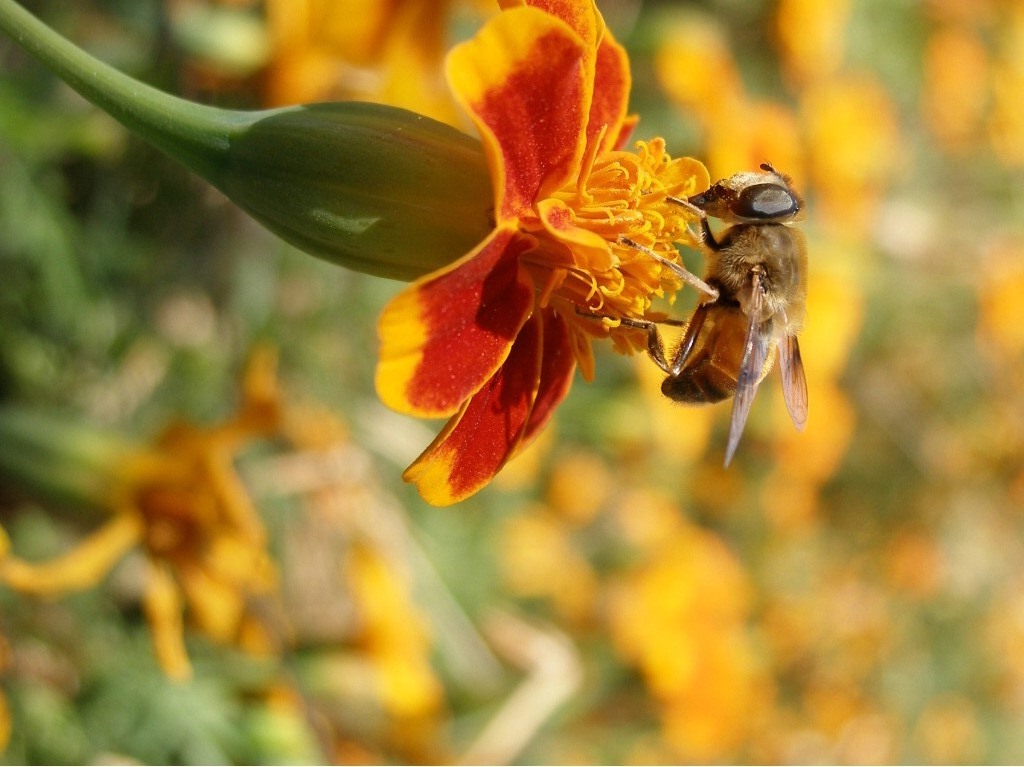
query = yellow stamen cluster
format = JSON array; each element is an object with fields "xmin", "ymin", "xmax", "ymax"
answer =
[{"xmin": 524, "ymin": 138, "xmax": 708, "ymax": 332}]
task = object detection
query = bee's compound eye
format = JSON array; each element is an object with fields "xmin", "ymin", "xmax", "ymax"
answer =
[{"xmin": 734, "ymin": 183, "xmax": 799, "ymax": 220}]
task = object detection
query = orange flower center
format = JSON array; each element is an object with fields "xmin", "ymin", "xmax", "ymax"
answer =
[{"xmin": 136, "ymin": 483, "xmax": 210, "ymax": 560}]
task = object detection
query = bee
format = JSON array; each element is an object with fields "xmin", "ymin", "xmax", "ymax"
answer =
[{"xmin": 615, "ymin": 163, "xmax": 809, "ymax": 464}]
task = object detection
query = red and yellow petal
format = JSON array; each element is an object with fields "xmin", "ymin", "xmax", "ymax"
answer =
[
  {"xmin": 376, "ymin": 226, "xmax": 535, "ymax": 418},
  {"xmin": 588, "ymin": 32, "xmax": 632, "ymax": 155},
  {"xmin": 518, "ymin": 308, "xmax": 576, "ymax": 449},
  {"xmin": 446, "ymin": 6, "xmax": 593, "ymax": 221},
  {"xmin": 403, "ymin": 312, "xmax": 545, "ymax": 505}
]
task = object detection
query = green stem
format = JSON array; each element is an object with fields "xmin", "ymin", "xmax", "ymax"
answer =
[
  {"xmin": 0, "ymin": 0, "xmax": 250, "ymax": 177},
  {"xmin": 0, "ymin": 407, "xmax": 135, "ymax": 514}
]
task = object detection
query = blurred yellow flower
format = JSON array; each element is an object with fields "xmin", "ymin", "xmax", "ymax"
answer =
[
  {"xmin": 925, "ymin": 0, "xmax": 997, "ymax": 25},
  {"xmin": 610, "ymin": 488, "xmax": 686, "ymax": 551},
  {"xmin": 754, "ymin": 565, "xmax": 902, "ymax": 762},
  {"xmin": 344, "ymin": 544, "xmax": 444, "ymax": 720},
  {"xmin": 654, "ymin": 19, "xmax": 744, "ymax": 126},
  {"xmin": 988, "ymin": 6, "xmax": 1024, "ymax": 165},
  {"xmin": 976, "ymin": 241, "xmax": 1024, "ymax": 366},
  {"xmin": 498, "ymin": 504, "xmax": 599, "ymax": 625},
  {"xmin": 263, "ymin": 0, "xmax": 468, "ymax": 124},
  {"xmin": 918, "ymin": 3, "xmax": 1024, "ymax": 165},
  {"xmin": 497, "ymin": 449, "xmax": 630, "ymax": 625},
  {"xmin": 774, "ymin": 0, "xmax": 851, "ymax": 89},
  {"xmin": 912, "ymin": 694, "xmax": 984, "ymax": 763},
  {"xmin": 0, "ymin": 630, "xmax": 9, "ymax": 752},
  {"xmin": 0, "ymin": 350, "xmax": 284, "ymax": 679},
  {"xmin": 884, "ymin": 527, "xmax": 946, "ymax": 600},
  {"xmin": 922, "ymin": 26, "xmax": 991, "ymax": 152},
  {"xmin": 545, "ymin": 450, "xmax": 612, "ymax": 526},
  {"xmin": 607, "ymin": 517, "xmax": 765, "ymax": 761},
  {"xmin": 801, "ymin": 75, "xmax": 901, "ymax": 236},
  {"xmin": 656, "ymin": 21, "xmax": 804, "ymax": 181}
]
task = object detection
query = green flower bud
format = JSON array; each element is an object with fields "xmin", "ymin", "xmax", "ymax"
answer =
[
  {"xmin": 0, "ymin": 0, "xmax": 493, "ymax": 281},
  {"xmin": 214, "ymin": 103, "xmax": 493, "ymax": 281}
]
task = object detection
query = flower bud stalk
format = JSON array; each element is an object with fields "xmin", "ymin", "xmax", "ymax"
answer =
[{"xmin": 0, "ymin": 0, "xmax": 493, "ymax": 281}]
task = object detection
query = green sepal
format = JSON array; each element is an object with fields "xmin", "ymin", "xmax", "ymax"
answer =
[{"xmin": 215, "ymin": 103, "xmax": 494, "ymax": 281}]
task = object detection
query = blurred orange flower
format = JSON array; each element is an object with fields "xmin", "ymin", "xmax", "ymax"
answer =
[
  {"xmin": 0, "ymin": 350, "xmax": 284, "ymax": 679},
  {"xmin": 988, "ymin": 7, "xmax": 1024, "ymax": 164},
  {"xmin": 976, "ymin": 241, "xmax": 1024, "ymax": 374}
]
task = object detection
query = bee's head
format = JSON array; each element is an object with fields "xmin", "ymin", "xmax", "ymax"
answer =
[{"xmin": 689, "ymin": 163, "xmax": 803, "ymax": 224}]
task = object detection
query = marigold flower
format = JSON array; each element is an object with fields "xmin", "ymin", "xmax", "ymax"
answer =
[
  {"xmin": 376, "ymin": 0, "xmax": 709, "ymax": 504},
  {"xmin": 1, "ymin": 0, "xmax": 707, "ymax": 504}
]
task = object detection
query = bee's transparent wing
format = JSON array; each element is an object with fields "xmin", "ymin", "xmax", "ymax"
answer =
[
  {"xmin": 725, "ymin": 277, "xmax": 770, "ymax": 466},
  {"xmin": 778, "ymin": 334, "xmax": 808, "ymax": 430}
]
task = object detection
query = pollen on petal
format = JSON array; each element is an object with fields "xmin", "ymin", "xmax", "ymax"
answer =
[
  {"xmin": 403, "ymin": 312, "xmax": 544, "ymax": 505},
  {"xmin": 376, "ymin": 226, "xmax": 535, "ymax": 418}
]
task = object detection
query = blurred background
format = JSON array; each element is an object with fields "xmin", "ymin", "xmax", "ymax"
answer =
[{"xmin": 2, "ymin": 0, "xmax": 1024, "ymax": 762}]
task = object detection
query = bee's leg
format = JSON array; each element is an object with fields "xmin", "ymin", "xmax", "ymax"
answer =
[
  {"xmin": 668, "ymin": 301, "xmax": 711, "ymax": 377},
  {"xmin": 574, "ymin": 308, "xmax": 679, "ymax": 374},
  {"xmin": 666, "ymin": 196, "xmax": 722, "ymax": 251},
  {"xmin": 618, "ymin": 236, "xmax": 719, "ymax": 301}
]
